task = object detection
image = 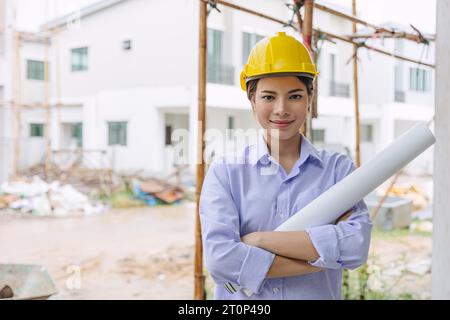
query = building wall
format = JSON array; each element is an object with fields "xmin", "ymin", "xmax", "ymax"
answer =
[
  {"xmin": 20, "ymin": 41, "xmax": 48, "ymax": 104},
  {"xmin": 359, "ymin": 37, "xmax": 435, "ymax": 106},
  {"xmin": 5, "ymin": 0, "xmax": 436, "ymax": 178},
  {"xmin": 50, "ymin": 0, "xmax": 198, "ymax": 97}
]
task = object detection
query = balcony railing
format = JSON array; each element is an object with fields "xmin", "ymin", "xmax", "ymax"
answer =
[
  {"xmin": 329, "ymin": 81, "xmax": 350, "ymax": 98},
  {"xmin": 394, "ymin": 90, "xmax": 405, "ymax": 103},
  {"xmin": 207, "ymin": 63, "xmax": 235, "ymax": 85}
]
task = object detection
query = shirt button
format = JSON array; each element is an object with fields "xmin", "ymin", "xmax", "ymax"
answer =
[
  {"xmin": 273, "ymin": 287, "xmax": 279, "ymax": 294},
  {"xmin": 260, "ymin": 156, "xmax": 270, "ymax": 165},
  {"xmin": 279, "ymin": 212, "xmax": 285, "ymax": 218}
]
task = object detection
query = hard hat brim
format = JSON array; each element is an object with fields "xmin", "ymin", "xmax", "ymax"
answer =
[
  {"xmin": 246, "ymin": 72, "xmax": 316, "ymax": 82},
  {"xmin": 242, "ymin": 72, "xmax": 316, "ymax": 91}
]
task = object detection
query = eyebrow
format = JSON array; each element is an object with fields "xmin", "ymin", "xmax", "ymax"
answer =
[{"xmin": 260, "ymin": 88, "xmax": 304, "ymax": 94}]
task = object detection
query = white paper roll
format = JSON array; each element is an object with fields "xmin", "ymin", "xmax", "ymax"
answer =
[
  {"xmin": 226, "ymin": 123, "xmax": 435, "ymax": 295},
  {"xmin": 276, "ymin": 123, "xmax": 435, "ymax": 232}
]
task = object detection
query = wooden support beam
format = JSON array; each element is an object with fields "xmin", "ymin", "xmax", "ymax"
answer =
[
  {"xmin": 315, "ymin": 29, "xmax": 435, "ymax": 68},
  {"xmin": 194, "ymin": 0, "xmax": 207, "ymax": 301},
  {"xmin": 204, "ymin": 0, "xmax": 434, "ymax": 68},
  {"xmin": 313, "ymin": 2, "xmax": 434, "ymax": 43},
  {"xmin": 352, "ymin": 0, "xmax": 361, "ymax": 168}
]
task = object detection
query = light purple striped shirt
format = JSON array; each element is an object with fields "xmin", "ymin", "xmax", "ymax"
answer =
[{"xmin": 199, "ymin": 133, "xmax": 372, "ymax": 300}]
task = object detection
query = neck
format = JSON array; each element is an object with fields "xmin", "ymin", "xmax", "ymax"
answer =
[{"xmin": 264, "ymin": 130, "xmax": 302, "ymax": 160}]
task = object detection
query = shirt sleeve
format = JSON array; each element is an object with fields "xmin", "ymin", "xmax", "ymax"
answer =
[
  {"xmin": 304, "ymin": 154, "xmax": 373, "ymax": 270},
  {"xmin": 199, "ymin": 158, "xmax": 275, "ymax": 294}
]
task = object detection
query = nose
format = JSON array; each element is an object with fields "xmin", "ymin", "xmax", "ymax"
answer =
[{"xmin": 273, "ymin": 98, "xmax": 289, "ymax": 117}]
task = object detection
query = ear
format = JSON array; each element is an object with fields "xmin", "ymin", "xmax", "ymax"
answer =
[
  {"xmin": 250, "ymin": 95, "xmax": 256, "ymax": 111},
  {"xmin": 307, "ymin": 92, "xmax": 313, "ymax": 112}
]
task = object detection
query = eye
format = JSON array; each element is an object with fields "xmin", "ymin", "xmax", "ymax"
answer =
[
  {"xmin": 261, "ymin": 95, "xmax": 275, "ymax": 102},
  {"xmin": 289, "ymin": 94, "xmax": 303, "ymax": 100}
]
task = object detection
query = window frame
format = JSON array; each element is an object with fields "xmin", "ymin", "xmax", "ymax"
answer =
[
  {"xmin": 242, "ymin": 32, "xmax": 265, "ymax": 65},
  {"xmin": 71, "ymin": 47, "xmax": 89, "ymax": 72},
  {"xmin": 409, "ymin": 67, "xmax": 431, "ymax": 92},
  {"xmin": 108, "ymin": 121, "xmax": 128, "ymax": 146},
  {"xmin": 311, "ymin": 129, "xmax": 325, "ymax": 143},
  {"xmin": 30, "ymin": 123, "xmax": 44, "ymax": 138},
  {"xmin": 360, "ymin": 124, "xmax": 373, "ymax": 143},
  {"xmin": 26, "ymin": 59, "xmax": 45, "ymax": 81}
]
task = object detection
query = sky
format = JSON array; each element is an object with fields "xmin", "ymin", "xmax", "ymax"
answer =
[
  {"xmin": 324, "ymin": 0, "xmax": 436, "ymax": 33},
  {"xmin": 15, "ymin": 0, "xmax": 436, "ymax": 34}
]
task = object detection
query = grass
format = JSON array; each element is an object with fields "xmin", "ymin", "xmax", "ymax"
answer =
[
  {"xmin": 99, "ymin": 189, "xmax": 146, "ymax": 209},
  {"xmin": 344, "ymin": 226, "xmax": 432, "ymax": 300},
  {"xmin": 372, "ymin": 226, "xmax": 432, "ymax": 239}
]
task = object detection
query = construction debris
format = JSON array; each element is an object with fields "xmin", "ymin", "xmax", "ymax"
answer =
[
  {"xmin": 23, "ymin": 162, "xmax": 115, "ymax": 197},
  {"xmin": 0, "ymin": 176, "xmax": 107, "ymax": 217},
  {"xmin": 133, "ymin": 178, "xmax": 185, "ymax": 206},
  {"xmin": 405, "ymin": 259, "xmax": 432, "ymax": 276},
  {"xmin": 380, "ymin": 183, "xmax": 429, "ymax": 211},
  {"xmin": 0, "ymin": 194, "xmax": 20, "ymax": 210},
  {"xmin": 410, "ymin": 220, "xmax": 433, "ymax": 233}
]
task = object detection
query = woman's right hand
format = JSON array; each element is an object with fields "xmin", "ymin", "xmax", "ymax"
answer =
[{"xmin": 335, "ymin": 209, "xmax": 354, "ymax": 224}]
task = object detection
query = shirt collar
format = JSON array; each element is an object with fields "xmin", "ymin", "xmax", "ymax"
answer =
[
  {"xmin": 297, "ymin": 134, "xmax": 324, "ymax": 168},
  {"xmin": 249, "ymin": 131, "xmax": 324, "ymax": 168}
]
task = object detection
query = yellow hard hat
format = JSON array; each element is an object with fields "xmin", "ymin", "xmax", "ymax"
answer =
[{"xmin": 240, "ymin": 31, "xmax": 319, "ymax": 91}]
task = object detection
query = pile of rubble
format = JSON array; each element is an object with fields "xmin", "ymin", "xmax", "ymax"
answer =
[
  {"xmin": 385, "ymin": 183, "xmax": 429, "ymax": 211},
  {"xmin": 0, "ymin": 176, "xmax": 107, "ymax": 217},
  {"xmin": 133, "ymin": 178, "xmax": 185, "ymax": 206},
  {"xmin": 23, "ymin": 163, "xmax": 115, "ymax": 198}
]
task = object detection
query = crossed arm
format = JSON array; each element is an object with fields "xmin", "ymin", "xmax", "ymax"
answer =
[{"xmin": 240, "ymin": 210, "xmax": 354, "ymax": 278}]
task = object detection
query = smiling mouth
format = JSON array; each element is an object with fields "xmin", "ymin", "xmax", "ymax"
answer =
[
  {"xmin": 270, "ymin": 120, "xmax": 295, "ymax": 125},
  {"xmin": 269, "ymin": 120, "xmax": 295, "ymax": 127},
  {"xmin": 269, "ymin": 119, "xmax": 295, "ymax": 129}
]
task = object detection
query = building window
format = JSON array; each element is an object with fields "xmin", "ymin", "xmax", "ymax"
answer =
[
  {"xmin": 122, "ymin": 40, "xmax": 132, "ymax": 51},
  {"xmin": 207, "ymin": 28, "xmax": 234, "ymax": 85},
  {"xmin": 394, "ymin": 65, "xmax": 405, "ymax": 102},
  {"xmin": 108, "ymin": 121, "xmax": 127, "ymax": 146},
  {"xmin": 329, "ymin": 53, "xmax": 350, "ymax": 97},
  {"xmin": 227, "ymin": 116, "xmax": 235, "ymax": 140},
  {"xmin": 227, "ymin": 116, "xmax": 235, "ymax": 130},
  {"xmin": 311, "ymin": 129, "xmax": 325, "ymax": 143},
  {"xmin": 71, "ymin": 123, "xmax": 83, "ymax": 147},
  {"xmin": 360, "ymin": 124, "xmax": 373, "ymax": 142},
  {"xmin": 30, "ymin": 123, "xmax": 44, "ymax": 137},
  {"xmin": 208, "ymin": 29, "xmax": 222, "ymax": 67},
  {"xmin": 409, "ymin": 68, "xmax": 430, "ymax": 92},
  {"xmin": 165, "ymin": 125, "xmax": 172, "ymax": 146},
  {"xmin": 71, "ymin": 47, "xmax": 89, "ymax": 71},
  {"xmin": 330, "ymin": 53, "xmax": 336, "ymax": 83},
  {"xmin": 242, "ymin": 32, "xmax": 264, "ymax": 65},
  {"xmin": 27, "ymin": 60, "xmax": 45, "ymax": 80}
]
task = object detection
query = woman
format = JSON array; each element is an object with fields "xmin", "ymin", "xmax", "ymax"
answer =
[{"xmin": 200, "ymin": 32, "xmax": 372, "ymax": 300}]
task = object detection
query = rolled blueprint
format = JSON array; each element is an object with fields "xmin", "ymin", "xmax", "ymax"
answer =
[
  {"xmin": 226, "ymin": 123, "xmax": 435, "ymax": 296},
  {"xmin": 276, "ymin": 122, "xmax": 435, "ymax": 231}
]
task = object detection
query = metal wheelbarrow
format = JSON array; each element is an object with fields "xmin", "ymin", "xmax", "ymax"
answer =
[{"xmin": 0, "ymin": 264, "xmax": 58, "ymax": 300}]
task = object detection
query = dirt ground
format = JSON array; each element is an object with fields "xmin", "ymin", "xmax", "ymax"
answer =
[
  {"xmin": 0, "ymin": 203, "xmax": 196, "ymax": 299},
  {"xmin": 366, "ymin": 230, "xmax": 432, "ymax": 299},
  {"xmin": 0, "ymin": 201, "xmax": 432, "ymax": 300}
]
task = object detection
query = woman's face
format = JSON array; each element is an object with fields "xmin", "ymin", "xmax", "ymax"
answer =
[{"xmin": 251, "ymin": 76, "xmax": 310, "ymax": 141}]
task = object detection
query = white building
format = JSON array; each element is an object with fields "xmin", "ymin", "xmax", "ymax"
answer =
[
  {"xmin": 1, "ymin": 0, "xmax": 51, "ymax": 181},
  {"xmin": 0, "ymin": 0, "xmax": 435, "ymax": 183},
  {"xmin": 356, "ymin": 22, "xmax": 435, "ymax": 171}
]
